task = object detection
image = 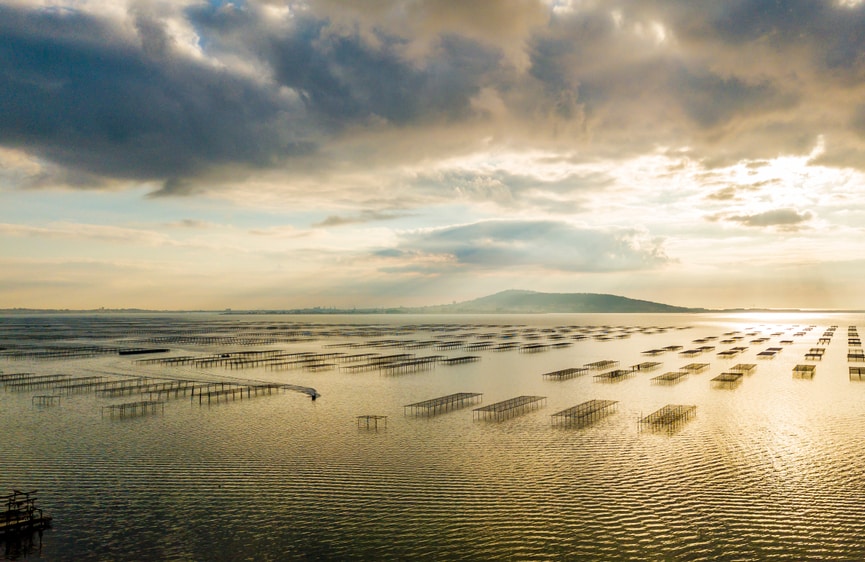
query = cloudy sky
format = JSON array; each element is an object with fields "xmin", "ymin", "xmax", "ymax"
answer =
[{"xmin": 2, "ymin": 0, "xmax": 865, "ymax": 310}]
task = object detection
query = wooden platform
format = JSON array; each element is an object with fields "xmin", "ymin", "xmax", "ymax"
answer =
[
  {"xmin": 541, "ymin": 367, "xmax": 589, "ymax": 380},
  {"xmin": 629, "ymin": 362, "xmax": 661, "ymax": 372},
  {"xmin": 793, "ymin": 364, "xmax": 816, "ymax": 378},
  {"xmin": 31, "ymin": 395, "xmax": 61, "ymax": 407},
  {"xmin": 404, "ymin": 393, "xmax": 482, "ymax": 416},
  {"xmin": 717, "ymin": 346, "xmax": 748, "ymax": 358},
  {"xmin": 101, "ymin": 400, "xmax": 165, "ymax": 418},
  {"xmin": 356, "ymin": 415, "xmax": 387, "ymax": 429},
  {"xmin": 651, "ymin": 371, "xmax": 688, "ymax": 385},
  {"xmin": 1, "ymin": 491, "xmax": 51, "ymax": 537},
  {"xmin": 551, "ymin": 399, "xmax": 618, "ymax": 427},
  {"xmin": 848, "ymin": 351, "xmax": 865, "ymax": 362},
  {"xmin": 473, "ymin": 395, "xmax": 546, "ymax": 421},
  {"xmin": 711, "ymin": 372, "xmax": 743, "ymax": 387},
  {"xmin": 639, "ymin": 404, "xmax": 696, "ymax": 432},
  {"xmin": 593, "ymin": 369, "xmax": 633, "ymax": 382},
  {"xmin": 584, "ymin": 360, "xmax": 619, "ymax": 371},
  {"xmin": 730, "ymin": 363, "xmax": 756, "ymax": 374}
]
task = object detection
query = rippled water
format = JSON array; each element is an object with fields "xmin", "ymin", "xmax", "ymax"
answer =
[{"xmin": 3, "ymin": 312, "xmax": 865, "ymax": 560}]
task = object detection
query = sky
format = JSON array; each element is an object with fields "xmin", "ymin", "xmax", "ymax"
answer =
[{"xmin": 2, "ymin": 0, "xmax": 865, "ymax": 310}]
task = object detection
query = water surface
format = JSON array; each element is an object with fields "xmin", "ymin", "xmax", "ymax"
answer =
[{"xmin": 2, "ymin": 312, "xmax": 864, "ymax": 560}]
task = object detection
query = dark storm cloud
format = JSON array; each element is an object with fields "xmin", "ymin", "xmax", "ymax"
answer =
[
  {"xmin": 672, "ymin": 67, "xmax": 797, "ymax": 129},
  {"xmin": 698, "ymin": 0, "xmax": 865, "ymax": 70},
  {"xmin": 4, "ymin": 0, "xmax": 865, "ymax": 195},
  {"xmin": 384, "ymin": 220, "xmax": 669, "ymax": 273},
  {"xmin": 0, "ymin": 4, "xmax": 311, "ymax": 188},
  {"xmin": 266, "ymin": 20, "xmax": 503, "ymax": 127}
]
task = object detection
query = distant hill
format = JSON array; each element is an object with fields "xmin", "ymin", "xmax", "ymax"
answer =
[{"xmin": 415, "ymin": 290, "xmax": 701, "ymax": 314}]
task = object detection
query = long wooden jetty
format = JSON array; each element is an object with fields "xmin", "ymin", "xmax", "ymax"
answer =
[
  {"xmin": 193, "ymin": 383, "xmax": 284, "ymax": 404},
  {"xmin": 379, "ymin": 356, "xmax": 444, "ymax": 375},
  {"xmin": 439, "ymin": 355, "xmax": 480, "ymax": 366},
  {"xmin": 96, "ymin": 380, "xmax": 197, "ymax": 398},
  {"xmin": 473, "ymin": 395, "xmax": 546, "ymax": 421},
  {"xmin": 639, "ymin": 404, "xmax": 697, "ymax": 432},
  {"xmin": 551, "ymin": 399, "xmax": 618, "ymax": 427},
  {"xmin": 1, "ymin": 491, "xmax": 51, "ymax": 536},
  {"xmin": 519, "ymin": 343, "xmax": 550, "ymax": 353},
  {"xmin": 0, "ymin": 346, "xmax": 119, "ymax": 360},
  {"xmin": 4, "ymin": 375, "xmax": 104, "ymax": 392},
  {"xmin": 1, "ymin": 374, "xmax": 72, "ymax": 389},
  {"xmin": 404, "ymin": 393, "xmax": 483, "ymax": 416},
  {"xmin": 340, "ymin": 354, "xmax": 416, "ymax": 373}
]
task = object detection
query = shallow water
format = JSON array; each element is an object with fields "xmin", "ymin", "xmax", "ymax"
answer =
[{"xmin": 2, "ymin": 312, "xmax": 865, "ymax": 560}]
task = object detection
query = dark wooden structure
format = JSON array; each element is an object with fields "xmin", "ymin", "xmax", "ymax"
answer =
[
  {"xmin": 356, "ymin": 415, "xmax": 387, "ymax": 430},
  {"xmin": 473, "ymin": 395, "xmax": 546, "ymax": 421},
  {"xmin": 639, "ymin": 404, "xmax": 697, "ymax": 432},
  {"xmin": 551, "ymin": 399, "xmax": 618, "ymax": 427},
  {"xmin": 404, "ymin": 393, "xmax": 482, "ymax": 416},
  {"xmin": 584, "ymin": 360, "xmax": 619, "ymax": 371},
  {"xmin": 711, "ymin": 372, "xmax": 743, "ymax": 388},
  {"xmin": 541, "ymin": 367, "xmax": 589, "ymax": 380},
  {"xmin": 629, "ymin": 361, "xmax": 661, "ymax": 372},
  {"xmin": 101, "ymin": 400, "xmax": 165, "ymax": 418},
  {"xmin": 730, "ymin": 363, "xmax": 756, "ymax": 374},
  {"xmin": 593, "ymin": 369, "xmax": 634, "ymax": 382},
  {"xmin": 651, "ymin": 371, "xmax": 688, "ymax": 385},
  {"xmin": 1, "ymin": 491, "xmax": 51, "ymax": 536},
  {"xmin": 31, "ymin": 395, "xmax": 61, "ymax": 407}
]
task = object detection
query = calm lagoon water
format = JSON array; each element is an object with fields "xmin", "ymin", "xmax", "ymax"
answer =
[{"xmin": 2, "ymin": 312, "xmax": 865, "ymax": 560}]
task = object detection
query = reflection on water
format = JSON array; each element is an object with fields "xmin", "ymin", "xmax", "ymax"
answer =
[{"xmin": 2, "ymin": 312, "xmax": 865, "ymax": 560}]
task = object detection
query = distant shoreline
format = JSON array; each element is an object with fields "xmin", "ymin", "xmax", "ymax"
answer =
[
  {"xmin": 1, "ymin": 289, "xmax": 859, "ymax": 315},
  {"xmin": 1, "ymin": 308, "xmax": 862, "ymax": 315}
]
